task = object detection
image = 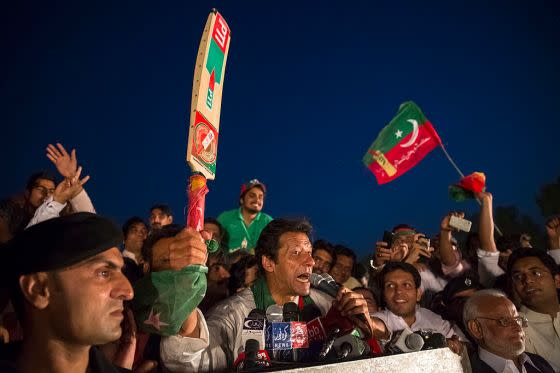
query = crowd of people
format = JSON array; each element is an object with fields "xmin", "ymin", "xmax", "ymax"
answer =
[{"xmin": 0, "ymin": 143, "xmax": 559, "ymax": 373}]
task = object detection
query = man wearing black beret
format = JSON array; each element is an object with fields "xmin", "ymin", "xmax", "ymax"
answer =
[{"xmin": 0, "ymin": 212, "xmax": 133, "ymax": 372}]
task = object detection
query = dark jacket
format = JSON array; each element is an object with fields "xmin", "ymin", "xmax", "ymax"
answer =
[
  {"xmin": 469, "ymin": 350, "xmax": 555, "ymax": 373},
  {"xmin": 0, "ymin": 343, "xmax": 130, "ymax": 373}
]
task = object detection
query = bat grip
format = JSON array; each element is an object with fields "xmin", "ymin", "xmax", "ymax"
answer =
[
  {"xmin": 187, "ymin": 174, "xmax": 219, "ymax": 253},
  {"xmin": 187, "ymin": 173, "xmax": 208, "ymax": 231}
]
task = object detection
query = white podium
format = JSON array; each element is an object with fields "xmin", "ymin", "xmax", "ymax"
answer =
[{"xmin": 282, "ymin": 348, "xmax": 468, "ymax": 373}]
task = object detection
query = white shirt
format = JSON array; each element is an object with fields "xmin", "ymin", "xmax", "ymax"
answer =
[
  {"xmin": 477, "ymin": 248, "xmax": 505, "ymax": 288},
  {"xmin": 479, "ymin": 347, "xmax": 537, "ymax": 373},
  {"xmin": 547, "ymin": 249, "xmax": 560, "ymax": 266},
  {"xmin": 519, "ymin": 305, "xmax": 560, "ymax": 372},
  {"xmin": 372, "ymin": 306, "xmax": 467, "ymax": 341},
  {"xmin": 25, "ymin": 189, "xmax": 96, "ymax": 228}
]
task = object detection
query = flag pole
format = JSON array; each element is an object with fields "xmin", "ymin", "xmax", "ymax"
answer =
[{"xmin": 439, "ymin": 144, "xmax": 504, "ymax": 237}]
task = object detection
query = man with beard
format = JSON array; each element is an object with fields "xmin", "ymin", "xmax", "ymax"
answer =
[
  {"xmin": 463, "ymin": 290, "xmax": 555, "ymax": 372},
  {"xmin": 507, "ymin": 248, "xmax": 560, "ymax": 371},
  {"xmin": 371, "ymin": 262, "xmax": 467, "ymax": 355},
  {"xmin": 149, "ymin": 204, "xmax": 173, "ymax": 232},
  {"xmin": 217, "ymin": 179, "xmax": 273, "ymax": 254},
  {"xmin": 159, "ymin": 219, "xmax": 379, "ymax": 372}
]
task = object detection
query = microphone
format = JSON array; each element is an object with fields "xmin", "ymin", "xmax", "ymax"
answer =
[
  {"xmin": 302, "ymin": 304, "xmax": 322, "ymax": 322},
  {"xmin": 318, "ymin": 327, "xmax": 340, "ymax": 360},
  {"xmin": 333, "ymin": 332, "xmax": 370, "ymax": 360},
  {"xmin": 282, "ymin": 302, "xmax": 300, "ymax": 322},
  {"xmin": 386, "ymin": 329, "xmax": 425, "ymax": 354},
  {"xmin": 233, "ymin": 338, "xmax": 271, "ymax": 371},
  {"xmin": 244, "ymin": 339, "xmax": 260, "ymax": 369},
  {"xmin": 415, "ymin": 331, "xmax": 447, "ymax": 350},
  {"xmin": 265, "ymin": 304, "xmax": 283, "ymax": 357},
  {"xmin": 241, "ymin": 309, "xmax": 266, "ymax": 355},
  {"xmin": 309, "ymin": 273, "xmax": 369, "ymax": 327}
]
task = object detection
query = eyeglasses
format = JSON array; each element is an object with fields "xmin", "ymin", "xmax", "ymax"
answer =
[
  {"xmin": 476, "ymin": 316, "xmax": 528, "ymax": 328},
  {"xmin": 511, "ymin": 269, "xmax": 550, "ymax": 283},
  {"xmin": 34, "ymin": 185, "xmax": 55, "ymax": 195}
]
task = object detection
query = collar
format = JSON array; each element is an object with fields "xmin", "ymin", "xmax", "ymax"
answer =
[
  {"xmin": 237, "ymin": 208, "xmax": 262, "ymax": 223},
  {"xmin": 251, "ymin": 276, "xmax": 314, "ymax": 311},
  {"xmin": 479, "ymin": 347, "xmax": 536, "ymax": 373},
  {"xmin": 520, "ymin": 305, "xmax": 560, "ymax": 321}
]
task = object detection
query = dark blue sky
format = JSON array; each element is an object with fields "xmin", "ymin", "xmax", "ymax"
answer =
[{"xmin": 3, "ymin": 0, "xmax": 559, "ymax": 258}]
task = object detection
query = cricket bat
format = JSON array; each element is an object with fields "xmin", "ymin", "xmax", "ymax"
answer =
[{"xmin": 185, "ymin": 9, "xmax": 231, "ymax": 247}]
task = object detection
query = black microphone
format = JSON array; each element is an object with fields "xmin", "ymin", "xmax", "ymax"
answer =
[
  {"xmin": 244, "ymin": 339, "xmax": 260, "ymax": 370},
  {"xmin": 282, "ymin": 302, "xmax": 300, "ymax": 321},
  {"xmin": 309, "ymin": 273, "xmax": 369, "ymax": 326},
  {"xmin": 248, "ymin": 308, "xmax": 266, "ymax": 320},
  {"xmin": 318, "ymin": 327, "xmax": 340, "ymax": 360},
  {"xmin": 333, "ymin": 332, "xmax": 370, "ymax": 360},
  {"xmin": 415, "ymin": 331, "xmax": 447, "ymax": 350},
  {"xmin": 302, "ymin": 303, "xmax": 322, "ymax": 322}
]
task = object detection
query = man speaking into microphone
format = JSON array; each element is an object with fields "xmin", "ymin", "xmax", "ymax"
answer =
[{"xmin": 160, "ymin": 219, "xmax": 384, "ymax": 372}]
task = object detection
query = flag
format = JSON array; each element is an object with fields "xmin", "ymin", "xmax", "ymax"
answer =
[
  {"xmin": 363, "ymin": 101, "xmax": 442, "ymax": 184},
  {"xmin": 449, "ymin": 172, "xmax": 486, "ymax": 201}
]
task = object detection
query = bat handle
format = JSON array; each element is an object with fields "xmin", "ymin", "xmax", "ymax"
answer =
[{"xmin": 187, "ymin": 173, "xmax": 219, "ymax": 253}]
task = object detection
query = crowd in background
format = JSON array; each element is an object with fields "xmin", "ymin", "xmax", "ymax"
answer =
[{"xmin": 1, "ymin": 143, "xmax": 559, "ymax": 373}]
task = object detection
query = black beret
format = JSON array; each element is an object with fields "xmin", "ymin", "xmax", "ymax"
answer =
[
  {"xmin": 4, "ymin": 212, "xmax": 123, "ymax": 278},
  {"xmin": 441, "ymin": 274, "xmax": 482, "ymax": 305}
]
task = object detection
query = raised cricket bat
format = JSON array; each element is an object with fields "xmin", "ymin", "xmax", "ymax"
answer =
[{"xmin": 185, "ymin": 9, "xmax": 231, "ymax": 242}]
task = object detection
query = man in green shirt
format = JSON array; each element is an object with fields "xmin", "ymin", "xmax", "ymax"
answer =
[{"xmin": 217, "ymin": 179, "xmax": 273, "ymax": 254}]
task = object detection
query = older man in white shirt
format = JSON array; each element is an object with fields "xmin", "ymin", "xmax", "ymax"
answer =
[{"xmin": 463, "ymin": 289, "xmax": 555, "ymax": 373}]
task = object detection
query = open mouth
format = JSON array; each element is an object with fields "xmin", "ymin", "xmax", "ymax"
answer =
[
  {"xmin": 394, "ymin": 299, "xmax": 408, "ymax": 304},
  {"xmin": 296, "ymin": 273, "xmax": 311, "ymax": 283},
  {"xmin": 524, "ymin": 288, "xmax": 540, "ymax": 295}
]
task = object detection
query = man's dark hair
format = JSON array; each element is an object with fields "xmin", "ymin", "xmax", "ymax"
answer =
[
  {"xmin": 313, "ymin": 239, "xmax": 336, "ymax": 259},
  {"xmin": 378, "ymin": 261, "xmax": 422, "ymax": 290},
  {"xmin": 254, "ymin": 218, "xmax": 312, "ymax": 274},
  {"xmin": 149, "ymin": 204, "xmax": 173, "ymax": 216},
  {"xmin": 122, "ymin": 216, "xmax": 146, "ymax": 237},
  {"xmin": 506, "ymin": 247, "xmax": 559, "ymax": 278},
  {"xmin": 333, "ymin": 244, "xmax": 356, "ymax": 266},
  {"xmin": 141, "ymin": 224, "xmax": 182, "ymax": 266},
  {"xmin": 204, "ymin": 217, "xmax": 224, "ymax": 242},
  {"xmin": 25, "ymin": 171, "xmax": 56, "ymax": 192},
  {"xmin": 228, "ymin": 254, "xmax": 258, "ymax": 295}
]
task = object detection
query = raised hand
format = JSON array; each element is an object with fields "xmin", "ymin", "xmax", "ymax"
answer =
[
  {"xmin": 546, "ymin": 217, "xmax": 560, "ymax": 250},
  {"xmin": 440, "ymin": 211, "xmax": 465, "ymax": 232},
  {"xmin": 372, "ymin": 241, "xmax": 392, "ymax": 267},
  {"xmin": 46, "ymin": 143, "xmax": 78, "ymax": 178},
  {"xmin": 52, "ymin": 166, "xmax": 91, "ymax": 204},
  {"xmin": 151, "ymin": 228, "xmax": 210, "ymax": 271}
]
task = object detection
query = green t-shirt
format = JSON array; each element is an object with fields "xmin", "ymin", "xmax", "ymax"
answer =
[{"xmin": 217, "ymin": 208, "xmax": 273, "ymax": 254}]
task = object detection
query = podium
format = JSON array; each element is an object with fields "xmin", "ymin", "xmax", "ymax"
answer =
[{"xmin": 281, "ymin": 348, "xmax": 468, "ymax": 372}]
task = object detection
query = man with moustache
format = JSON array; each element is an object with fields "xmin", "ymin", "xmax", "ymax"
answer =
[
  {"xmin": 0, "ymin": 213, "xmax": 134, "ymax": 373},
  {"xmin": 160, "ymin": 219, "xmax": 378, "ymax": 372},
  {"xmin": 507, "ymin": 249, "xmax": 560, "ymax": 372},
  {"xmin": 463, "ymin": 289, "xmax": 555, "ymax": 373},
  {"xmin": 217, "ymin": 179, "xmax": 273, "ymax": 254}
]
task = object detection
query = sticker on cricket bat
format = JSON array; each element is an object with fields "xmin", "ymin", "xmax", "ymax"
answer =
[{"xmin": 190, "ymin": 111, "xmax": 218, "ymax": 176}]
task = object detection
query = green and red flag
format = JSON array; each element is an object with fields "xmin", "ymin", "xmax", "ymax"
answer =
[
  {"xmin": 363, "ymin": 101, "xmax": 442, "ymax": 184},
  {"xmin": 449, "ymin": 172, "xmax": 486, "ymax": 201}
]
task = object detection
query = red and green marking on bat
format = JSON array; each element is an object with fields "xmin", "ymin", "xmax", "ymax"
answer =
[
  {"xmin": 206, "ymin": 13, "xmax": 229, "ymax": 110},
  {"xmin": 363, "ymin": 101, "xmax": 442, "ymax": 184}
]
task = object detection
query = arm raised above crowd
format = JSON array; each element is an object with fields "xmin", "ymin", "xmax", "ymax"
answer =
[
  {"xmin": 26, "ymin": 167, "xmax": 90, "ymax": 228},
  {"xmin": 545, "ymin": 217, "xmax": 560, "ymax": 265},
  {"xmin": 475, "ymin": 191, "xmax": 505, "ymax": 287}
]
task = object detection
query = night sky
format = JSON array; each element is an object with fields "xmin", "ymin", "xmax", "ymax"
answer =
[{"xmin": 2, "ymin": 0, "xmax": 559, "ymax": 259}]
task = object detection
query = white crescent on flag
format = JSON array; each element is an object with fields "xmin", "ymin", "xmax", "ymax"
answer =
[{"xmin": 400, "ymin": 119, "xmax": 419, "ymax": 148}]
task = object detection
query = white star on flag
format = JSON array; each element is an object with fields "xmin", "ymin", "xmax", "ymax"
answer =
[
  {"xmin": 395, "ymin": 130, "xmax": 403, "ymax": 138},
  {"xmin": 144, "ymin": 308, "xmax": 169, "ymax": 331}
]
